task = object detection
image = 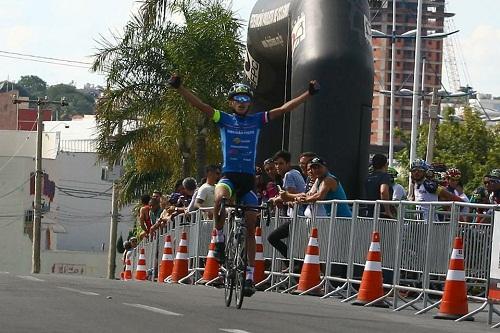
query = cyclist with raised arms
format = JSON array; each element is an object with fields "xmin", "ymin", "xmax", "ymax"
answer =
[{"xmin": 168, "ymin": 75, "xmax": 319, "ymax": 296}]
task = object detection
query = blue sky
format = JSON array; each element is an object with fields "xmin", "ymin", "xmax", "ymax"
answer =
[{"xmin": 0, "ymin": 1, "xmax": 498, "ymax": 96}]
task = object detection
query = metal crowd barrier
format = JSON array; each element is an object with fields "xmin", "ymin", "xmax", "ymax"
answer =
[{"xmin": 129, "ymin": 199, "xmax": 497, "ymax": 320}]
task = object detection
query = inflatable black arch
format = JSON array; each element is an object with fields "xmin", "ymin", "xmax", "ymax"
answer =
[{"xmin": 245, "ymin": 0, "xmax": 374, "ymax": 199}]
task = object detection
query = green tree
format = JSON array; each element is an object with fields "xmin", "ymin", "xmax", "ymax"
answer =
[
  {"xmin": 47, "ymin": 84, "xmax": 96, "ymax": 120},
  {"xmin": 395, "ymin": 106, "xmax": 500, "ymax": 193},
  {"xmin": 92, "ymin": 0, "xmax": 243, "ymax": 204},
  {"xmin": 17, "ymin": 75, "xmax": 48, "ymax": 99}
]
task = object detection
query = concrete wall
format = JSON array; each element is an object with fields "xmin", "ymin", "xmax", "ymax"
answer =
[
  {"xmin": 42, "ymin": 250, "xmax": 122, "ymax": 278},
  {"xmin": 0, "ymin": 91, "xmax": 18, "ymax": 130}
]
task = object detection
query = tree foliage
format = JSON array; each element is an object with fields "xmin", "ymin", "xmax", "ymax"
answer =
[
  {"xmin": 16, "ymin": 76, "xmax": 96, "ymax": 119},
  {"xmin": 395, "ymin": 106, "xmax": 500, "ymax": 193},
  {"xmin": 47, "ymin": 84, "xmax": 96, "ymax": 120},
  {"xmin": 92, "ymin": 0, "xmax": 244, "ymax": 204},
  {"xmin": 17, "ymin": 75, "xmax": 47, "ymax": 99}
]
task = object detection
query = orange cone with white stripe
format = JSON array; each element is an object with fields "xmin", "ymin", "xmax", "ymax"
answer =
[
  {"xmin": 158, "ymin": 235, "xmax": 174, "ymax": 283},
  {"xmin": 123, "ymin": 251, "xmax": 133, "ymax": 281},
  {"xmin": 171, "ymin": 232, "xmax": 189, "ymax": 283},
  {"xmin": 434, "ymin": 237, "xmax": 473, "ymax": 321},
  {"xmin": 254, "ymin": 227, "xmax": 265, "ymax": 283},
  {"xmin": 134, "ymin": 248, "xmax": 147, "ymax": 281},
  {"xmin": 353, "ymin": 231, "xmax": 388, "ymax": 307},
  {"xmin": 296, "ymin": 228, "xmax": 321, "ymax": 293},
  {"xmin": 201, "ymin": 229, "xmax": 220, "ymax": 282}
]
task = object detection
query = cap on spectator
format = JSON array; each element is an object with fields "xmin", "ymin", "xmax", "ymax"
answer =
[
  {"xmin": 129, "ymin": 237, "xmax": 138, "ymax": 242},
  {"xmin": 371, "ymin": 154, "xmax": 388, "ymax": 169},
  {"xmin": 489, "ymin": 169, "xmax": 500, "ymax": 179},
  {"xmin": 182, "ymin": 177, "xmax": 197, "ymax": 192},
  {"xmin": 309, "ymin": 157, "xmax": 327, "ymax": 167}
]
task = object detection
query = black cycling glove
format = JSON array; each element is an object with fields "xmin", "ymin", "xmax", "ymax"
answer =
[
  {"xmin": 308, "ymin": 81, "xmax": 320, "ymax": 95},
  {"xmin": 168, "ymin": 75, "xmax": 182, "ymax": 89}
]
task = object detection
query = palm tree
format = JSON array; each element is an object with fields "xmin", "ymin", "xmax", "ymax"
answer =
[{"xmin": 92, "ymin": 0, "xmax": 244, "ymax": 204}]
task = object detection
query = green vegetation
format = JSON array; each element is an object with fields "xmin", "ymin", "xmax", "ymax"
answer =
[
  {"xmin": 395, "ymin": 106, "xmax": 500, "ymax": 194},
  {"xmin": 92, "ymin": 0, "xmax": 244, "ymax": 204},
  {"xmin": 16, "ymin": 75, "xmax": 97, "ymax": 120}
]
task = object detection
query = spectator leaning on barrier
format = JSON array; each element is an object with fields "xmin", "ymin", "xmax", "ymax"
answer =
[
  {"xmin": 363, "ymin": 154, "xmax": 394, "ymax": 219},
  {"xmin": 138, "ymin": 194, "xmax": 151, "ymax": 240},
  {"xmin": 487, "ymin": 169, "xmax": 500, "ymax": 204},
  {"xmin": 445, "ymin": 168, "xmax": 470, "ymax": 220},
  {"xmin": 270, "ymin": 150, "xmax": 306, "ymax": 216},
  {"xmin": 191, "ymin": 165, "xmax": 221, "ymax": 216},
  {"xmin": 387, "ymin": 167, "xmax": 406, "ymax": 200},
  {"xmin": 298, "ymin": 152, "xmax": 318, "ymax": 185},
  {"xmin": 409, "ymin": 159, "xmax": 462, "ymax": 220},
  {"xmin": 470, "ymin": 186, "xmax": 491, "ymax": 223},
  {"xmin": 258, "ymin": 158, "xmax": 282, "ymax": 203},
  {"xmin": 280, "ymin": 157, "xmax": 352, "ymax": 217},
  {"xmin": 267, "ymin": 151, "xmax": 307, "ymax": 260}
]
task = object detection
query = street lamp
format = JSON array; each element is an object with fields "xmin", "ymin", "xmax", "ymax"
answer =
[
  {"xmin": 371, "ymin": 0, "xmax": 458, "ymax": 167},
  {"xmin": 12, "ymin": 95, "xmax": 67, "ymax": 274}
]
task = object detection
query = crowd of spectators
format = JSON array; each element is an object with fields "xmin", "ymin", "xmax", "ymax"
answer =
[{"xmin": 126, "ymin": 151, "xmax": 499, "ymax": 252}]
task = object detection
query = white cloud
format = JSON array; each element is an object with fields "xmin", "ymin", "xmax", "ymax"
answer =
[{"xmin": 460, "ymin": 25, "xmax": 500, "ymax": 95}]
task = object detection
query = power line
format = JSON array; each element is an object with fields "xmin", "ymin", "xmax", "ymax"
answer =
[
  {"xmin": 0, "ymin": 50, "xmax": 92, "ymax": 65},
  {"xmin": 0, "ymin": 118, "xmax": 38, "ymax": 175},
  {"xmin": 0, "ymin": 54, "xmax": 89, "ymax": 69},
  {"xmin": 0, "ymin": 178, "xmax": 31, "ymax": 200}
]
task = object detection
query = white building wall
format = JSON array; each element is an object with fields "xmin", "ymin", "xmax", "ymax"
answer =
[{"xmin": 44, "ymin": 151, "xmax": 134, "ymax": 252}]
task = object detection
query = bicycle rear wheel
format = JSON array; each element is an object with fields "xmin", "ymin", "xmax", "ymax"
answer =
[
  {"xmin": 235, "ymin": 228, "xmax": 247, "ymax": 309},
  {"xmin": 224, "ymin": 221, "xmax": 235, "ymax": 307}
]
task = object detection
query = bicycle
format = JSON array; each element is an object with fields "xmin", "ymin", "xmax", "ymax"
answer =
[{"xmin": 219, "ymin": 198, "xmax": 270, "ymax": 309}]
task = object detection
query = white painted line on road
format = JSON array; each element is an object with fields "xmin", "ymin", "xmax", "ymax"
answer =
[
  {"xmin": 123, "ymin": 303, "xmax": 183, "ymax": 316},
  {"xmin": 57, "ymin": 286, "xmax": 100, "ymax": 296},
  {"xmin": 17, "ymin": 275, "xmax": 44, "ymax": 282},
  {"xmin": 0, "ymin": 272, "xmax": 10, "ymax": 274},
  {"xmin": 220, "ymin": 329, "xmax": 253, "ymax": 333}
]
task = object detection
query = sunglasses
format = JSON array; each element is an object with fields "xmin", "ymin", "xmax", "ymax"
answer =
[{"xmin": 232, "ymin": 94, "xmax": 251, "ymax": 103}]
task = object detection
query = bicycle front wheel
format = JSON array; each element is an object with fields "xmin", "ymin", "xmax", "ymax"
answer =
[
  {"xmin": 235, "ymin": 229, "xmax": 247, "ymax": 309},
  {"xmin": 224, "ymin": 225, "xmax": 235, "ymax": 307}
]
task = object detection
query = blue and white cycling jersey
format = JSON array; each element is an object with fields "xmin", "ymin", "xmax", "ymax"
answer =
[{"xmin": 213, "ymin": 109, "xmax": 269, "ymax": 175}]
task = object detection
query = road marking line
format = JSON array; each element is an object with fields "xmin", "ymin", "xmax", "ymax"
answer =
[
  {"xmin": 17, "ymin": 275, "xmax": 44, "ymax": 282},
  {"xmin": 123, "ymin": 303, "xmax": 183, "ymax": 316},
  {"xmin": 0, "ymin": 272, "xmax": 10, "ymax": 274},
  {"xmin": 220, "ymin": 329, "xmax": 253, "ymax": 333},
  {"xmin": 57, "ymin": 286, "xmax": 100, "ymax": 296}
]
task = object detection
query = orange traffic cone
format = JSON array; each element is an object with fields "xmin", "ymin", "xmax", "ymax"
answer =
[
  {"xmin": 254, "ymin": 227, "xmax": 265, "ymax": 283},
  {"xmin": 171, "ymin": 232, "xmax": 189, "ymax": 283},
  {"xmin": 353, "ymin": 231, "xmax": 388, "ymax": 307},
  {"xmin": 434, "ymin": 237, "xmax": 473, "ymax": 321},
  {"xmin": 135, "ymin": 248, "xmax": 147, "ymax": 281},
  {"xmin": 123, "ymin": 251, "xmax": 133, "ymax": 281},
  {"xmin": 158, "ymin": 235, "xmax": 174, "ymax": 283},
  {"xmin": 296, "ymin": 228, "xmax": 321, "ymax": 293},
  {"xmin": 201, "ymin": 229, "xmax": 220, "ymax": 283}
]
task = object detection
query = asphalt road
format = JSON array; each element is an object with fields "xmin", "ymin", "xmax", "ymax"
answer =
[{"xmin": 0, "ymin": 272, "xmax": 494, "ymax": 333}]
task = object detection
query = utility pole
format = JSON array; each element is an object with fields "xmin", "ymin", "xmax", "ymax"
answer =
[
  {"xmin": 426, "ymin": 88, "xmax": 440, "ymax": 164},
  {"xmin": 12, "ymin": 95, "xmax": 67, "ymax": 274},
  {"xmin": 107, "ymin": 180, "xmax": 119, "ymax": 279},
  {"xmin": 388, "ymin": 0, "xmax": 397, "ymax": 166},
  {"xmin": 106, "ymin": 121, "xmax": 123, "ymax": 279},
  {"xmin": 408, "ymin": 0, "xmax": 423, "ymax": 188},
  {"xmin": 419, "ymin": 57, "xmax": 426, "ymax": 125}
]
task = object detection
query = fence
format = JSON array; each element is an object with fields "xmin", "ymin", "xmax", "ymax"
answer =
[{"xmin": 128, "ymin": 199, "xmax": 499, "ymax": 324}]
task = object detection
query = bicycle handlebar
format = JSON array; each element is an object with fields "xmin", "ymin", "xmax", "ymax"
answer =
[{"xmin": 220, "ymin": 197, "xmax": 272, "ymax": 227}]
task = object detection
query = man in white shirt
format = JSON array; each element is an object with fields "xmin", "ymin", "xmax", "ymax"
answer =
[{"xmin": 194, "ymin": 165, "xmax": 221, "ymax": 210}]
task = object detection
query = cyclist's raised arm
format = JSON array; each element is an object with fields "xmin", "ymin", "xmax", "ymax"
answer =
[
  {"xmin": 168, "ymin": 75, "xmax": 214, "ymax": 118},
  {"xmin": 268, "ymin": 80, "xmax": 320, "ymax": 121}
]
